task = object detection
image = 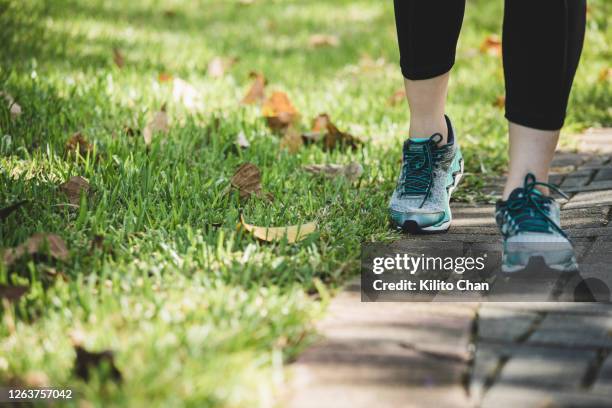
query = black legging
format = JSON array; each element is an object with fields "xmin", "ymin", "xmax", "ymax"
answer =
[{"xmin": 393, "ymin": 0, "xmax": 586, "ymax": 131}]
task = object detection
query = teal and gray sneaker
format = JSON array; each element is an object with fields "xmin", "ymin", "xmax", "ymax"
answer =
[
  {"xmin": 495, "ymin": 173, "xmax": 577, "ymax": 273},
  {"xmin": 388, "ymin": 115, "xmax": 463, "ymax": 233}
]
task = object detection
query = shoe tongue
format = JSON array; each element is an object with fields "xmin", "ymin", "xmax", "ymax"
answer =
[
  {"xmin": 404, "ymin": 137, "xmax": 434, "ymax": 154},
  {"xmin": 508, "ymin": 186, "xmax": 545, "ymax": 201}
]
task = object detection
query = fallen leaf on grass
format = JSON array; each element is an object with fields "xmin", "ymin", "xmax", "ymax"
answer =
[
  {"xmin": 388, "ymin": 88, "xmax": 406, "ymax": 106},
  {"xmin": 172, "ymin": 78, "xmax": 203, "ymax": 109},
  {"xmin": 241, "ymin": 72, "xmax": 266, "ymax": 105},
  {"xmin": 0, "ymin": 200, "xmax": 28, "ymax": 221},
  {"xmin": 158, "ymin": 72, "xmax": 173, "ymax": 83},
  {"xmin": 1, "ymin": 92, "xmax": 22, "ymax": 119},
  {"xmin": 279, "ymin": 127, "xmax": 303, "ymax": 153},
  {"xmin": 311, "ymin": 113, "xmax": 331, "ymax": 133},
  {"xmin": 308, "ymin": 34, "xmax": 340, "ymax": 48},
  {"xmin": 311, "ymin": 113, "xmax": 362, "ymax": 151},
  {"xmin": 60, "ymin": 176, "xmax": 90, "ymax": 205},
  {"xmin": 3, "ymin": 233, "xmax": 69, "ymax": 266},
  {"xmin": 480, "ymin": 35, "xmax": 502, "ymax": 57},
  {"xmin": 143, "ymin": 106, "xmax": 169, "ymax": 146},
  {"xmin": 113, "ymin": 48, "xmax": 125, "ymax": 68},
  {"xmin": 493, "ymin": 95, "xmax": 505, "ymax": 109},
  {"xmin": 74, "ymin": 346, "xmax": 122, "ymax": 382},
  {"xmin": 0, "ymin": 285, "xmax": 28, "ymax": 302},
  {"xmin": 599, "ymin": 67, "xmax": 612, "ymax": 83},
  {"xmin": 208, "ymin": 56, "xmax": 237, "ymax": 78},
  {"xmin": 65, "ymin": 132, "xmax": 93, "ymax": 156},
  {"xmin": 303, "ymin": 162, "xmax": 363, "ymax": 181},
  {"xmin": 231, "ymin": 162, "xmax": 263, "ymax": 198},
  {"xmin": 262, "ymin": 91, "xmax": 299, "ymax": 131},
  {"xmin": 240, "ymin": 215, "xmax": 317, "ymax": 243}
]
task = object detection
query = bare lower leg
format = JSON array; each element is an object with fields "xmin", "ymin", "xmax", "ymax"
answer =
[
  {"xmin": 404, "ymin": 72, "xmax": 450, "ymax": 144},
  {"xmin": 502, "ymin": 121, "xmax": 560, "ymax": 199}
]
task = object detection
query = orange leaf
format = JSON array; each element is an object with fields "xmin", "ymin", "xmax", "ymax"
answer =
[
  {"xmin": 480, "ymin": 35, "xmax": 502, "ymax": 57},
  {"xmin": 158, "ymin": 72, "xmax": 173, "ymax": 83},
  {"xmin": 241, "ymin": 72, "xmax": 266, "ymax": 105},
  {"xmin": 312, "ymin": 113, "xmax": 331, "ymax": 133},
  {"xmin": 598, "ymin": 67, "xmax": 612, "ymax": 83},
  {"xmin": 262, "ymin": 91, "xmax": 299, "ymax": 131},
  {"xmin": 493, "ymin": 95, "xmax": 505, "ymax": 109}
]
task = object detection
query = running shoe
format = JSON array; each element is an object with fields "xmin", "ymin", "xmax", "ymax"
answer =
[
  {"xmin": 388, "ymin": 115, "xmax": 463, "ymax": 233},
  {"xmin": 495, "ymin": 173, "xmax": 577, "ymax": 273}
]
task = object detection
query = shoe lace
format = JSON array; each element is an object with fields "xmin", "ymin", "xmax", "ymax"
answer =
[
  {"xmin": 399, "ymin": 133, "xmax": 445, "ymax": 207},
  {"xmin": 504, "ymin": 173, "xmax": 569, "ymax": 238}
]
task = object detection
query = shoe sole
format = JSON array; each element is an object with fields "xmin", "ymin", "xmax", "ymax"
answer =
[
  {"xmin": 393, "ymin": 157, "xmax": 464, "ymax": 234},
  {"xmin": 501, "ymin": 254, "xmax": 578, "ymax": 273}
]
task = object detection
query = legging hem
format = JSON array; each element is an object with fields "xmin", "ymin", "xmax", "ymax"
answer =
[
  {"xmin": 400, "ymin": 61, "xmax": 455, "ymax": 81},
  {"xmin": 505, "ymin": 110, "xmax": 564, "ymax": 131}
]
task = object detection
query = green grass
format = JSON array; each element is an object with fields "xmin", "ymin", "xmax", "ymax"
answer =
[{"xmin": 0, "ymin": 0, "xmax": 610, "ymax": 406}]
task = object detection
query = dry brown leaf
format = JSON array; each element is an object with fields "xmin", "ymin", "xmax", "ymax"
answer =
[
  {"xmin": 279, "ymin": 127, "xmax": 303, "ymax": 153},
  {"xmin": 309, "ymin": 113, "xmax": 362, "ymax": 150},
  {"xmin": 493, "ymin": 95, "xmax": 506, "ymax": 109},
  {"xmin": 0, "ymin": 285, "xmax": 28, "ymax": 302},
  {"xmin": 598, "ymin": 67, "xmax": 612, "ymax": 83},
  {"xmin": 143, "ymin": 106, "xmax": 169, "ymax": 146},
  {"xmin": 241, "ymin": 72, "xmax": 266, "ymax": 105},
  {"xmin": 65, "ymin": 132, "xmax": 93, "ymax": 156},
  {"xmin": 480, "ymin": 35, "xmax": 502, "ymax": 57},
  {"xmin": 321, "ymin": 115, "xmax": 362, "ymax": 151},
  {"xmin": 0, "ymin": 200, "xmax": 28, "ymax": 221},
  {"xmin": 235, "ymin": 131, "xmax": 250, "ymax": 149},
  {"xmin": 231, "ymin": 163, "xmax": 262, "ymax": 198},
  {"xmin": 240, "ymin": 215, "xmax": 317, "ymax": 243},
  {"xmin": 158, "ymin": 72, "xmax": 173, "ymax": 83},
  {"xmin": 308, "ymin": 34, "xmax": 340, "ymax": 48},
  {"xmin": 1, "ymin": 92, "xmax": 22, "ymax": 119},
  {"xmin": 113, "ymin": 48, "xmax": 125, "ymax": 68},
  {"xmin": 262, "ymin": 91, "xmax": 299, "ymax": 131},
  {"xmin": 3, "ymin": 233, "xmax": 69, "ymax": 266},
  {"xmin": 60, "ymin": 176, "xmax": 90, "ymax": 205},
  {"xmin": 388, "ymin": 88, "xmax": 406, "ymax": 106},
  {"xmin": 303, "ymin": 162, "xmax": 363, "ymax": 181},
  {"xmin": 172, "ymin": 78, "xmax": 202, "ymax": 109},
  {"xmin": 74, "ymin": 346, "xmax": 122, "ymax": 382},
  {"xmin": 312, "ymin": 113, "xmax": 331, "ymax": 133}
]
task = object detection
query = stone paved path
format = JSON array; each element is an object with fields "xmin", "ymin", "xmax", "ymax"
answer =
[{"xmin": 288, "ymin": 129, "xmax": 612, "ymax": 408}]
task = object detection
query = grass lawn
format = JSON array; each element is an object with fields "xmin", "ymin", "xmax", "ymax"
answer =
[{"xmin": 0, "ymin": 0, "xmax": 610, "ymax": 406}]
